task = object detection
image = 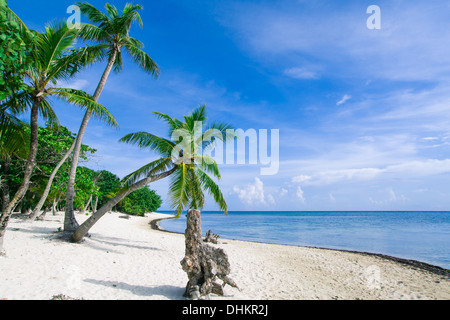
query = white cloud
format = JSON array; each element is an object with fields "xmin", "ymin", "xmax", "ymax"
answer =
[
  {"xmin": 370, "ymin": 188, "xmax": 408, "ymax": 206},
  {"xmin": 292, "ymin": 159, "xmax": 450, "ymax": 187},
  {"xmin": 233, "ymin": 177, "xmax": 266, "ymax": 205},
  {"xmin": 267, "ymin": 194, "xmax": 276, "ymax": 205},
  {"xmin": 284, "ymin": 67, "xmax": 319, "ymax": 80},
  {"xmin": 57, "ymin": 79, "xmax": 90, "ymax": 91},
  {"xmin": 293, "ymin": 167, "xmax": 384, "ymax": 186},
  {"xmin": 219, "ymin": 2, "xmax": 450, "ymax": 82},
  {"xmin": 296, "ymin": 186, "xmax": 305, "ymax": 204},
  {"xmin": 329, "ymin": 193, "xmax": 336, "ymax": 203},
  {"xmin": 336, "ymin": 94, "xmax": 352, "ymax": 106},
  {"xmin": 292, "ymin": 175, "xmax": 312, "ymax": 183}
]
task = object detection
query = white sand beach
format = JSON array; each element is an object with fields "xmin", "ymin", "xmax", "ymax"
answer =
[{"xmin": 0, "ymin": 212, "xmax": 448, "ymax": 300}]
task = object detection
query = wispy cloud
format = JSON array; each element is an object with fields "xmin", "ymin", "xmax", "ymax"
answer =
[
  {"xmin": 292, "ymin": 159, "xmax": 450, "ymax": 187},
  {"xmin": 336, "ymin": 94, "xmax": 352, "ymax": 106},
  {"xmin": 284, "ymin": 67, "xmax": 319, "ymax": 80},
  {"xmin": 218, "ymin": 1, "xmax": 450, "ymax": 82},
  {"xmin": 296, "ymin": 186, "xmax": 305, "ymax": 204}
]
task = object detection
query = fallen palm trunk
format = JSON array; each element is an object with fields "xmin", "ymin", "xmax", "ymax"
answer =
[{"xmin": 180, "ymin": 209, "xmax": 238, "ymax": 299}]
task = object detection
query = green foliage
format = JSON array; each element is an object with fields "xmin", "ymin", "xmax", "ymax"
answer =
[
  {"xmin": 118, "ymin": 186, "xmax": 162, "ymax": 216},
  {"xmin": 120, "ymin": 105, "xmax": 234, "ymax": 217},
  {"xmin": 96, "ymin": 170, "xmax": 120, "ymax": 207},
  {"xmin": 0, "ymin": 11, "xmax": 34, "ymax": 101},
  {"xmin": 76, "ymin": 1, "xmax": 160, "ymax": 78},
  {"xmin": 73, "ymin": 166, "xmax": 99, "ymax": 209},
  {"xmin": 1, "ymin": 123, "xmax": 96, "ymax": 210}
]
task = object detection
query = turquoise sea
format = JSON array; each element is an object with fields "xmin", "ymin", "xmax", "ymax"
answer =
[{"xmin": 159, "ymin": 211, "xmax": 450, "ymax": 269}]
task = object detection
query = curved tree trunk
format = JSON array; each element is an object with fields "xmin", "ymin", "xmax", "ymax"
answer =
[
  {"xmin": 0, "ymin": 99, "xmax": 40, "ymax": 255},
  {"xmin": 52, "ymin": 198, "xmax": 59, "ymax": 215},
  {"xmin": 27, "ymin": 139, "xmax": 76, "ymax": 222},
  {"xmin": 71, "ymin": 167, "xmax": 176, "ymax": 242},
  {"xmin": 92, "ymin": 196, "xmax": 98, "ymax": 213},
  {"xmin": 78, "ymin": 194, "xmax": 92, "ymax": 215},
  {"xmin": 36, "ymin": 205, "xmax": 50, "ymax": 221},
  {"xmin": 1, "ymin": 156, "xmax": 11, "ymax": 214},
  {"xmin": 64, "ymin": 50, "xmax": 118, "ymax": 232},
  {"xmin": 180, "ymin": 209, "xmax": 238, "ymax": 299}
]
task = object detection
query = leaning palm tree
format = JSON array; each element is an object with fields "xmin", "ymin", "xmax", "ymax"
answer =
[
  {"xmin": 71, "ymin": 105, "xmax": 234, "ymax": 242},
  {"xmin": 0, "ymin": 21, "xmax": 118, "ymax": 255},
  {"xmin": 64, "ymin": 2, "xmax": 160, "ymax": 231}
]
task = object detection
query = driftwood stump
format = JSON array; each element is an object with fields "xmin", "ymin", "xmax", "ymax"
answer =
[
  {"xmin": 204, "ymin": 230, "xmax": 220, "ymax": 244},
  {"xmin": 180, "ymin": 209, "xmax": 238, "ymax": 299}
]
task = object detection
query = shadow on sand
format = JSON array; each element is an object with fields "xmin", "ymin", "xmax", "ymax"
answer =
[{"xmin": 84, "ymin": 278, "xmax": 185, "ymax": 300}]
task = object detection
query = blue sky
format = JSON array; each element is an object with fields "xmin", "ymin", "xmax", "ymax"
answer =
[{"xmin": 11, "ymin": 0, "xmax": 450, "ymax": 211}]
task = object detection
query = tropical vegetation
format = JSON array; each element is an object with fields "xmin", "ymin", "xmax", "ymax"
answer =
[{"xmin": 0, "ymin": 1, "xmax": 232, "ymax": 258}]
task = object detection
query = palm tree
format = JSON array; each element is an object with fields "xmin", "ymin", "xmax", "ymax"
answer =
[
  {"xmin": 71, "ymin": 105, "xmax": 234, "ymax": 242},
  {"xmin": 0, "ymin": 109, "xmax": 28, "ymax": 217},
  {"xmin": 64, "ymin": 2, "xmax": 160, "ymax": 231},
  {"xmin": 0, "ymin": 21, "xmax": 118, "ymax": 255}
]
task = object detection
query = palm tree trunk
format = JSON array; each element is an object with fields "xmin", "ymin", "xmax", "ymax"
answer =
[
  {"xmin": 1, "ymin": 156, "xmax": 11, "ymax": 214},
  {"xmin": 27, "ymin": 139, "xmax": 76, "ymax": 222},
  {"xmin": 71, "ymin": 167, "xmax": 176, "ymax": 242},
  {"xmin": 52, "ymin": 198, "xmax": 59, "ymax": 215},
  {"xmin": 92, "ymin": 195, "xmax": 98, "ymax": 213},
  {"xmin": 36, "ymin": 205, "xmax": 49, "ymax": 221},
  {"xmin": 0, "ymin": 99, "xmax": 40, "ymax": 254},
  {"xmin": 79, "ymin": 194, "xmax": 92, "ymax": 215},
  {"xmin": 64, "ymin": 50, "xmax": 118, "ymax": 232}
]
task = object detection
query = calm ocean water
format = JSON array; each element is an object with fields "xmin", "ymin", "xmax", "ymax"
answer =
[{"xmin": 159, "ymin": 211, "xmax": 450, "ymax": 269}]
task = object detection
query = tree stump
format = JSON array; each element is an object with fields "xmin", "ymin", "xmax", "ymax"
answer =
[{"xmin": 180, "ymin": 209, "xmax": 238, "ymax": 299}]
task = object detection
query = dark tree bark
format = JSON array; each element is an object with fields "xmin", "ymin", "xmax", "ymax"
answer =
[
  {"xmin": 0, "ymin": 157, "xmax": 11, "ymax": 214},
  {"xmin": 71, "ymin": 167, "xmax": 176, "ymax": 243},
  {"xmin": 204, "ymin": 230, "xmax": 220, "ymax": 244},
  {"xmin": 0, "ymin": 99, "xmax": 41, "ymax": 254},
  {"xmin": 36, "ymin": 205, "xmax": 50, "ymax": 221},
  {"xmin": 180, "ymin": 209, "xmax": 238, "ymax": 299}
]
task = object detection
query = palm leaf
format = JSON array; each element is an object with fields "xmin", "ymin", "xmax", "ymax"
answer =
[
  {"xmin": 121, "ymin": 3, "xmax": 144, "ymax": 29},
  {"xmin": 1, "ymin": 89, "xmax": 34, "ymax": 115},
  {"xmin": 77, "ymin": 23, "xmax": 111, "ymax": 43},
  {"xmin": 38, "ymin": 98, "xmax": 60, "ymax": 126},
  {"xmin": 186, "ymin": 166, "xmax": 205, "ymax": 210},
  {"xmin": 169, "ymin": 162, "xmax": 189, "ymax": 217},
  {"xmin": 120, "ymin": 131, "xmax": 175, "ymax": 156},
  {"xmin": 120, "ymin": 157, "xmax": 173, "ymax": 189},
  {"xmin": 194, "ymin": 154, "xmax": 221, "ymax": 179},
  {"xmin": 0, "ymin": 111, "xmax": 28, "ymax": 160},
  {"xmin": 105, "ymin": 3, "xmax": 119, "ymax": 20},
  {"xmin": 37, "ymin": 21, "xmax": 78, "ymax": 77},
  {"xmin": 53, "ymin": 88, "xmax": 118, "ymax": 128},
  {"xmin": 124, "ymin": 40, "xmax": 160, "ymax": 78},
  {"xmin": 152, "ymin": 112, "xmax": 184, "ymax": 135},
  {"xmin": 76, "ymin": 2, "xmax": 110, "ymax": 25},
  {"xmin": 195, "ymin": 167, "xmax": 228, "ymax": 214},
  {"xmin": 46, "ymin": 44, "xmax": 107, "ymax": 81}
]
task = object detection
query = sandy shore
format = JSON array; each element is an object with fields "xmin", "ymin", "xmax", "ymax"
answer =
[{"xmin": 0, "ymin": 211, "xmax": 448, "ymax": 300}]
